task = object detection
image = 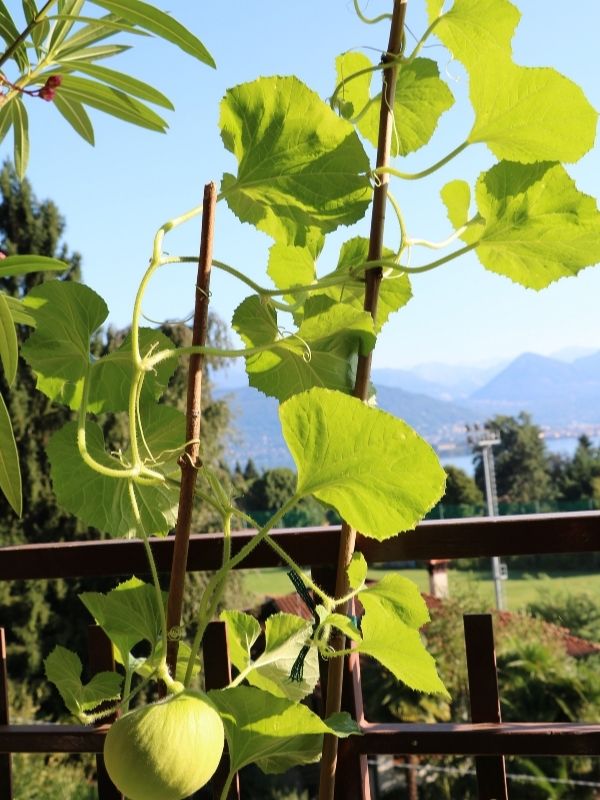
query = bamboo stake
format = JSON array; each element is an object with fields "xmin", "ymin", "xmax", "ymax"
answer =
[
  {"xmin": 165, "ymin": 182, "xmax": 217, "ymax": 679},
  {"xmin": 318, "ymin": 4, "xmax": 408, "ymax": 797}
]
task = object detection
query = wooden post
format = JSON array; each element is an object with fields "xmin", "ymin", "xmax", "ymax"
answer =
[
  {"xmin": 0, "ymin": 629, "xmax": 12, "ymax": 800},
  {"xmin": 87, "ymin": 626, "xmax": 122, "ymax": 800},
  {"xmin": 463, "ymin": 614, "xmax": 508, "ymax": 800},
  {"xmin": 203, "ymin": 621, "xmax": 240, "ymax": 800}
]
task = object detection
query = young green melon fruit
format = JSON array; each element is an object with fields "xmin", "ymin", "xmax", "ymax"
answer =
[{"xmin": 104, "ymin": 689, "xmax": 224, "ymax": 800}]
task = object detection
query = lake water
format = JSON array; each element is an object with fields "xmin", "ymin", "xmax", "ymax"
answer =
[{"xmin": 439, "ymin": 437, "xmax": 600, "ymax": 476}]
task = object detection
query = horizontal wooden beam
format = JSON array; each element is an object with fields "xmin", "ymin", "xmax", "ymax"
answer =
[
  {"xmin": 0, "ymin": 512, "xmax": 599, "ymax": 582},
  {"xmin": 2, "ymin": 721, "xmax": 600, "ymax": 757}
]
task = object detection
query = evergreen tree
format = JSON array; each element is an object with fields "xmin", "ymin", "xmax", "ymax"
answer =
[{"xmin": 473, "ymin": 413, "xmax": 555, "ymax": 506}]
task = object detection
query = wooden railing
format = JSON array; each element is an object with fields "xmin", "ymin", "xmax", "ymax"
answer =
[{"xmin": 1, "ymin": 511, "xmax": 599, "ymax": 799}]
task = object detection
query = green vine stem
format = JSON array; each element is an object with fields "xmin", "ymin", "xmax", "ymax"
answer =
[
  {"xmin": 352, "ymin": 0, "xmax": 392, "ymax": 25},
  {"xmin": 372, "ymin": 140, "xmax": 469, "ymax": 181},
  {"xmin": 319, "ymin": 3, "xmax": 409, "ymax": 797},
  {"xmin": 166, "ymin": 182, "xmax": 217, "ymax": 683}
]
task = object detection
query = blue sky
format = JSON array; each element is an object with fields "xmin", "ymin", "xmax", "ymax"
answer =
[{"xmin": 4, "ymin": 0, "xmax": 600, "ymax": 369}]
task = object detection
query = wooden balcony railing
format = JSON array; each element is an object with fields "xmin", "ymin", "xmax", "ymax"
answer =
[{"xmin": 1, "ymin": 511, "xmax": 599, "ymax": 799}]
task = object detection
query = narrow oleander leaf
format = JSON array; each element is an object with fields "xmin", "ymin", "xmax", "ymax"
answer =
[
  {"xmin": 280, "ymin": 388, "xmax": 446, "ymax": 540},
  {"xmin": 429, "ymin": 0, "xmax": 520, "ymax": 67},
  {"xmin": 358, "ymin": 576, "xmax": 448, "ymax": 696},
  {"xmin": 0, "ymin": 0, "xmax": 29, "ymax": 71},
  {"xmin": 335, "ymin": 52, "xmax": 454, "ymax": 157},
  {"xmin": 347, "ymin": 552, "xmax": 368, "ymax": 591},
  {"xmin": 0, "ymin": 293, "xmax": 18, "ymax": 386},
  {"xmin": 62, "ymin": 62, "xmax": 174, "ymax": 109},
  {"xmin": 233, "ymin": 295, "xmax": 376, "ymax": 402},
  {"xmin": 58, "ymin": 75, "xmax": 168, "ymax": 132},
  {"xmin": 0, "ymin": 255, "xmax": 68, "ymax": 279},
  {"xmin": 0, "ymin": 103, "xmax": 13, "ymax": 147},
  {"xmin": 47, "ymin": 404, "xmax": 184, "ymax": 538},
  {"xmin": 11, "ymin": 97, "xmax": 29, "ymax": 181},
  {"xmin": 440, "ymin": 180, "xmax": 471, "ymax": 230},
  {"xmin": 223, "ymin": 611, "xmax": 318, "ymax": 702},
  {"xmin": 21, "ymin": 281, "xmax": 109, "ymax": 408},
  {"xmin": 88, "ymin": 0, "xmax": 215, "ymax": 67},
  {"xmin": 23, "ymin": 0, "xmax": 50, "ymax": 55},
  {"xmin": 80, "ymin": 577, "xmax": 163, "ymax": 664},
  {"xmin": 48, "ymin": 0, "xmax": 86, "ymax": 51},
  {"xmin": 55, "ymin": 43, "xmax": 131, "ymax": 62},
  {"xmin": 208, "ymin": 685, "xmax": 359, "ymax": 775},
  {"xmin": 470, "ymin": 161, "xmax": 600, "ymax": 289},
  {"xmin": 87, "ymin": 328, "xmax": 176, "ymax": 413},
  {"xmin": 0, "ymin": 391, "xmax": 22, "ymax": 516},
  {"xmin": 52, "ymin": 11, "xmax": 148, "ymax": 55},
  {"xmin": 45, "ymin": 645, "xmax": 122, "ymax": 717},
  {"xmin": 313, "ymin": 237, "xmax": 412, "ymax": 333},
  {"xmin": 220, "ymin": 76, "xmax": 372, "ymax": 246},
  {"xmin": 468, "ymin": 61, "xmax": 598, "ymax": 164},
  {"xmin": 53, "ymin": 94, "xmax": 95, "ymax": 144},
  {"xmin": 3, "ymin": 296, "xmax": 36, "ymax": 327}
]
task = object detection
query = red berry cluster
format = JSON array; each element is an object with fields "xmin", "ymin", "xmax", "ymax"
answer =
[{"xmin": 38, "ymin": 75, "xmax": 62, "ymax": 102}]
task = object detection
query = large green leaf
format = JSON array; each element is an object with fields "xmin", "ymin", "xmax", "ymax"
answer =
[
  {"xmin": 358, "ymin": 576, "xmax": 448, "ymax": 695},
  {"xmin": 58, "ymin": 75, "xmax": 168, "ymax": 132},
  {"xmin": 89, "ymin": 0, "xmax": 215, "ymax": 67},
  {"xmin": 220, "ymin": 76, "xmax": 372, "ymax": 246},
  {"xmin": 280, "ymin": 388, "xmax": 446, "ymax": 540},
  {"xmin": 335, "ymin": 53, "xmax": 454, "ymax": 157},
  {"xmin": 21, "ymin": 281, "xmax": 108, "ymax": 408},
  {"xmin": 267, "ymin": 243, "xmax": 316, "ymax": 308},
  {"xmin": 0, "ymin": 293, "xmax": 17, "ymax": 386},
  {"xmin": 222, "ymin": 611, "xmax": 319, "ymax": 702},
  {"xmin": 87, "ymin": 328, "xmax": 176, "ymax": 414},
  {"xmin": 208, "ymin": 685, "xmax": 359, "ymax": 775},
  {"xmin": 440, "ymin": 180, "xmax": 471, "ymax": 230},
  {"xmin": 467, "ymin": 61, "xmax": 598, "ymax": 164},
  {"xmin": 47, "ymin": 404, "xmax": 184, "ymax": 537},
  {"xmin": 428, "ymin": 0, "xmax": 520, "ymax": 68},
  {"xmin": 0, "ymin": 391, "xmax": 22, "ymax": 516},
  {"xmin": 313, "ymin": 237, "xmax": 412, "ymax": 333},
  {"xmin": 469, "ymin": 161, "xmax": 600, "ymax": 289},
  {"xmin": 45, "ymin": 645, "xmax": 122, "ymax": 717},
  {"xmin": 80, "ymin": 577, "xmax": 163, "ymax": 664},
  {"xmin": 233, "ymin": 295, "xmax": 376, "ymax": 402},
  {"xmin": 11, "ymin": 97, "xmax": 29, "ymax": 181}
]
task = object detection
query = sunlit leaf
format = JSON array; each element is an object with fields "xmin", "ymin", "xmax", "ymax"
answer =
[
  {"xmin": 469, "ymin": 161, "xmax": 600, "ymax": 289},
  {"xmin": 220, "ymin": 76, "xmax": 372, "ymax": 246},
  {"xmin": 208, "ymin": 685, "xmax": 359, "ymax": 775},
  {"xmin": 0, "ymin": 104, "xmax": 12, "ymax": 147},
  {"xmin": 45, "ymin": 645, "xmax": 122, "ymax": 717},
  {"xmin": 52, "ymin": 11, "xmax": 147, "ymax": 55},
  {"xmin": 60, "ymin": 62, "xmax": 174, "ymax": 109},
  {"xmin": 233, "ymin": 295, "xmax": 376, "ymax": 402},
  {"xmin": 0, "ymin": 391, "xmax": 21, "ymax": 516},
  {"xmin": 358, "ymin": 576, "xmax": 448, "ymax": 695},
  {"xmin": 21, "ymin": 281, "xmax": 108, "ymax": 408},
  {"xmin": 312, "ymin": 237, "xmax": 412, "ymax": 333},
  {"xmin": 468, "ymin": 61, "xmax": 598, "ymax": 164},
  {"xmin": 440, "ymin": 180, "xmax": 471, "ymax": 229},
  {"xmin": 80, "ymin": 577, "xmax": 163, "ymax": 664},
  {"xmin": 267, "ymin": 243, "xmax": 316, "ymax": 307},
  {"xmin": 0, "ymin": 0, "xmax": 29, "ymax": 71},
  {"xmin": 335, "ymin": 52, "xmax": 454, "ymax": 156},
  {"xmin": 222, "ymin": 611, "xmax": 319, "ymax": 702},
  {"xmin": 55, "ymin": 43, "xmax": 130, "ymax": 62},
  {"xmin": 0, "ymin": 255, "xmax": 68, "ymax": 279},
  {"xmin": 3, "ymin": 295, "xmax": 36, "ymax": 327},
  {"xmin": 280, "ymin": 388, "xmax": 446, "ymax": 539},
  {"xmin": 347, "ymin": 552, "xmax": 368, "ymax": 591},
  {"xmin": 89, "ymin": 0, "xmax": 215, "ymax": 67},
  {"xmin": 47, "ymin": 404, "xmax": 184, "ymax": 538}
]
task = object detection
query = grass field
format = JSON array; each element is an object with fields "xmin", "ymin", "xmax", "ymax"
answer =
[{"xmin": 241, "ymin": 566, "xmax": 600, "ymax": 613}]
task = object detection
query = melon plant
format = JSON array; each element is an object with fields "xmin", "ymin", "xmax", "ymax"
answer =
[{"xmin": 0, "ymin": 1, "xmax": 598, "ymax": 798}]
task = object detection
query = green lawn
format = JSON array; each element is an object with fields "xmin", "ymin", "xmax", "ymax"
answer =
[{"xmin": 242, "ymin": 566, "xmax": 600, "ymax": 613}]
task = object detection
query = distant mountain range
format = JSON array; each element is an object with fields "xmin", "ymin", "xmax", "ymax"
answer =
[{"xmin": 215, "ymin": 349, "xmax": 600, "ymax": 469}]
